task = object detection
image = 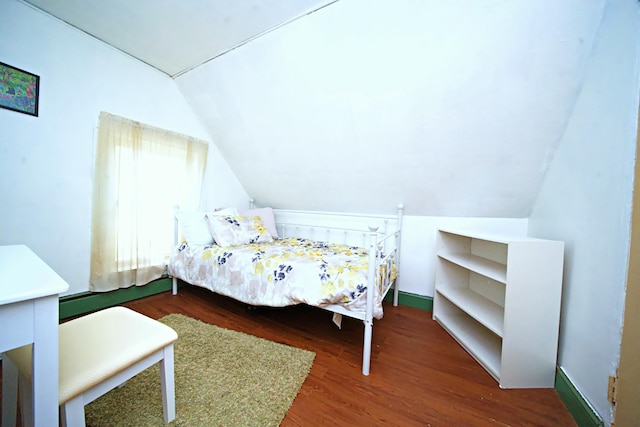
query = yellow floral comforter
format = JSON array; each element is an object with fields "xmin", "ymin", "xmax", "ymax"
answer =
[{"xmin": 168, "ymin": 237, "xmax": 393, "ymax": 319}]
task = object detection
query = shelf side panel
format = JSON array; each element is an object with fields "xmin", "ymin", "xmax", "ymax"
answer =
[{"xmin": 500, "ymin": 241, "xmax": 565, "ymax": 389}]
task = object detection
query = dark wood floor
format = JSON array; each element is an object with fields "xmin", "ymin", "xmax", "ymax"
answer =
[
  {"xmin": 1, "ymin": 285, "xmax": 577, "ymax": 426},
  {"xmin": 125, "ymin": 285, "xmax": 576, "ymax": 426}
]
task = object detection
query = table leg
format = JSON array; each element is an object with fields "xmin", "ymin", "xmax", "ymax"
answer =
[{"xmin": 31, "ymin": 295, "xmax": 59, "ymax": 427}]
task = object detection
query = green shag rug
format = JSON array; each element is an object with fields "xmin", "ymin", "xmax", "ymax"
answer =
[{"xmin": 84, "ymin": 313, "xmax": 315, "ymax": 426}]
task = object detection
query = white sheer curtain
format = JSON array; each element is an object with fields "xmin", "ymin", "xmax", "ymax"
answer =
[{"xmin": 90, "ymin": 112, "xmax": 208, "ymax": 292}]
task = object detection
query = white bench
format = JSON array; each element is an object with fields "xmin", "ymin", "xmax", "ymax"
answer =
[{"xmin": 2, "ymin": 306, "xmax": 178, "ymax": 427}]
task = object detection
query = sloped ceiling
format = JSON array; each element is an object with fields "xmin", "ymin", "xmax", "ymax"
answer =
[
  {"xmin": 23, "ymin": 0, "xmax": 606, "ymax": 217},
  {"xmin": 22, "ymin": 0, "xmax": 337, "ymax": 77}
]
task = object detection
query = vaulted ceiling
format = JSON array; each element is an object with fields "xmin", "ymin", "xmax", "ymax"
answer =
[{"xmin": 23, "ymin": 0, "xmax": 606, "ymax": 217}]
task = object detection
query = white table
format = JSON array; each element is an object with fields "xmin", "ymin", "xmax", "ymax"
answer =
[{"xmin": 1, "ymin": 245, "xmax": 69, "ymax": 427}]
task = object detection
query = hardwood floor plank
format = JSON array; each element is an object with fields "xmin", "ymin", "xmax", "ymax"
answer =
[
  {"xmin": 125, "ymin": 286, "xmax": 576, "ymax": 426},
  {"xmin": 0, "ymin": 284, "xmax": 577, "ymax": 426}
]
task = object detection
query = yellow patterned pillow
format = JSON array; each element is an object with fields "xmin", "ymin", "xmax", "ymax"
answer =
[{"xmin": 205, "ymin": 214, "xmax": 273, "ymax": 247}]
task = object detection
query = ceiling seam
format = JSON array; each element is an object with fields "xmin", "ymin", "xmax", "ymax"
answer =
[
  {"xmin": 171, "ymin": 0, "xmax": 341, "ymax": 79},
  {"xmin": 18, "ymin": 0, "xmax": 172, "ymax": 77}
]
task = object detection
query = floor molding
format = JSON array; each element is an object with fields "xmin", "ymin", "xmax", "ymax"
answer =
[
  {"xmin": 59, "ymin": 278, "xmax": 172, "ymax": 320},
  {"xmin": 384, "ymin": 290, "xmax": 433, "ymax": 311},
  {"xmin": 555, "ymin": 367, "xmax": 603, "ymax": 427}
]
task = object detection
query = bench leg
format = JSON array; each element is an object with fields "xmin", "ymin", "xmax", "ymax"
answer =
[
  {"xmin": 60, "ymin": 396, "xmax": 85, "ymax": 427},
  {"xmin": 2, "ymin": 356, "xmax": 19, "ymax": 427},
  {"xmin": 160, "ymin": 344, "xmax": 176, "ymax": 423}
]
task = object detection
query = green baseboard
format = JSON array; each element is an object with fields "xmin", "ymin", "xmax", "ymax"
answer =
[
  {"xmin": 63, "ymin": 284, "xmax": 424, "ymax": 320},
  {"xmin": 384, "ymin": 290, "xmax": 433, "ymax": 311},
  {"xmin": 555, "ymin": 368, "xmax": 603, "ymax": 427},
  {"xmin": 58, "ymin": 277, "xmax": 172, "ymax": 320}
]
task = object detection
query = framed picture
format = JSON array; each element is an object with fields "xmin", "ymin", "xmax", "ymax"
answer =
[{"xmin": 0, "ymin": 61, "xmax": 40, "ymax": 117}]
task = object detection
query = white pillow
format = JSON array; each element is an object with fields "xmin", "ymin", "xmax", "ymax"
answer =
[
  {"xmin": 176, "ymin": 207, "xmax": 238, "ymax": 246},
  {"xmin": 210, "ymin": 207, "xmax": 239, "ymax": 217},
  {"xmin": 205, "ymin": 214, "xmax": 273, "ymax": 247},
  {"xmin": 239, "ymin": 207, "xmax": 279, "ymax": 238},
  {"xmin": 175, "ymin": 211, "xmax": 211, "ymax": 246}
]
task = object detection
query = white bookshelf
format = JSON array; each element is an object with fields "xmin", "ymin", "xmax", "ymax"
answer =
[{"xmin": 433, "ymin": 229, "xmax": 564, "ymax": 388}]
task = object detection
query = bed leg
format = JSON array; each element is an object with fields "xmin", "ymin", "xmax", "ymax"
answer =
[
  {"xmin": 362, "ymin": 226, "xmax": 378, "ymax": 376},
  {"xmin": 393, "ymin": 281, "xmax": 399, "ymax": 307},
  {"xmin": 362, "ymin": 319, "xmax": 373, "ymax": 376},
  {"xmin": 172, "ymin": 277, "xmax": 177, "ymax": 295}
]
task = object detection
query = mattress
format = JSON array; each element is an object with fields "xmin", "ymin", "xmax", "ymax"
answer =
[{"xmin": 168, "ymin": 237, "xmax": 395, "ymax": 319}]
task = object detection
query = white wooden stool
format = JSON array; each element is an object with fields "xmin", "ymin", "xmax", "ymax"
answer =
[{"xmin": 2, "ymin": 306, "xmax": 178, "ymax": 427}]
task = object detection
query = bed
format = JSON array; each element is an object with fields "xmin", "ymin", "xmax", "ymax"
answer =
[{"xmin": 168, "ymin": 202, "xmax": 403, "ymax": 375}]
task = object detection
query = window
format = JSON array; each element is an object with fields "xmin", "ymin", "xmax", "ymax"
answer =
[{"xmin": 90, "ymin": 112, "xmax": 208, "ymax": 291}]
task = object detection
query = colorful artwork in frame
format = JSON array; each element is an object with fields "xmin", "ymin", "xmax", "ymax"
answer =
[{"xmin": 0, "ymin": 61, "xmax": 39, "ymax": 117}]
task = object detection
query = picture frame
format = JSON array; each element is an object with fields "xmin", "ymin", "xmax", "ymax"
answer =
[{"xmin": 0, "ymin": 61, "xmax": 40, "ymax": 117}]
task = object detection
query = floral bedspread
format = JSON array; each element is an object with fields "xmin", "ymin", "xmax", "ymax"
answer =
[{"xmin": 168, "ymin": 237, "xmax": 393, "ymax": 319}]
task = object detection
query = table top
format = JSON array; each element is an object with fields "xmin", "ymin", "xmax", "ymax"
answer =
[{"xmin": 0, "ymin": 244, "xmax": 69, "ymax": 305}]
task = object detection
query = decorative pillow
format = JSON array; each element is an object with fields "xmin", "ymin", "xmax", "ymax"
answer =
[
  {"xmin": 210, "ymin": 207, "xmax": 239, "ymax": 217},
  {"xmin": 205, "ymin": 214, "xmax": 273, "ymax": 247},
  {"xmin": 176, "ymin": 207, "xmax": 238, "ymax": 246},
  {"xmin": 239, "ymin": 207, "xmax": 279, "ymax": 238},
  {"xmin": 175, "ymin": 211, "xmax": 212, "ymax": 246}
]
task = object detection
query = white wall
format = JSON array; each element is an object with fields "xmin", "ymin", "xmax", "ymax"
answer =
[
  {"xmin": 398, "ymin": 216, "xmax": 527, "ymax": 296},
  {"xmin": 176, "ymin": 0, "xmax": 605, "ymax": 218},
  {"xmin": 529, "ymin": 1, "xmax": 640, "ymax": 424},
  {"xmin": 0, "ymin": 0, "xmax": 528, "ymax": 301},
  {"xmin": 0, "ymin": 0, "xmax": 247, "ymax": 295}
]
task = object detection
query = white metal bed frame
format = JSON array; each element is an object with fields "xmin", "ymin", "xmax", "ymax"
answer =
[{"xmin": 170, "ymin": 202, "xmax": 404, "ymax": 375}]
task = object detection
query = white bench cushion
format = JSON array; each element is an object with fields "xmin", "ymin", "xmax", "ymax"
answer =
[{"xmin": 5, "ymin": 306, "xmax": 178, "ymax": 404}]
